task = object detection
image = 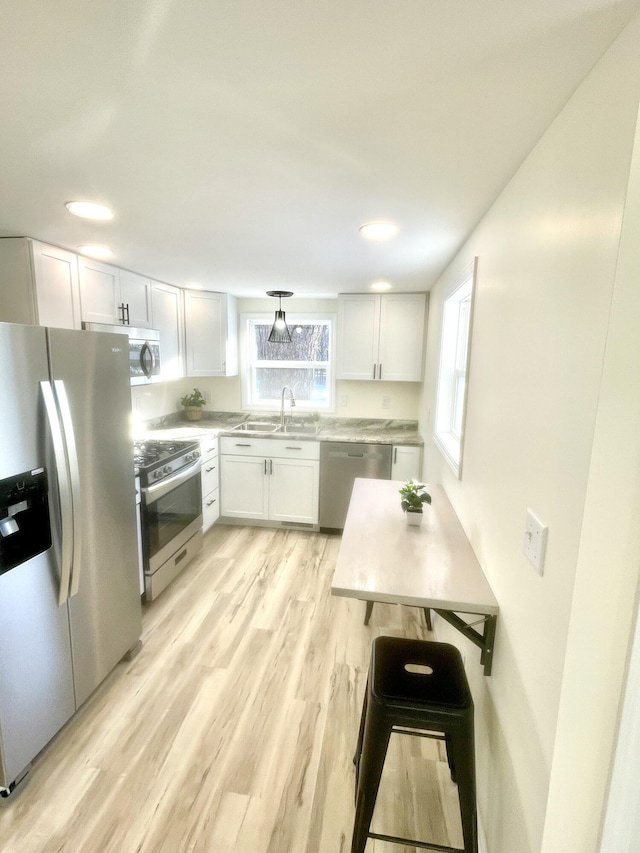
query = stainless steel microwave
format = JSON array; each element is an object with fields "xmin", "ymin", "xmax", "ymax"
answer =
[{"xmin": 82, "ymin": 323, "xmax": 162, "ymax": 385}]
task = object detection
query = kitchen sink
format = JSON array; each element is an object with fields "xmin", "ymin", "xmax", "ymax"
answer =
[
  {"xmin": 279, "ymin": 424, "xmax": 319, "ymax": 435},
  {"xmin": 231, "ymin": 421, "xmax": 279, "ymax": 432}
]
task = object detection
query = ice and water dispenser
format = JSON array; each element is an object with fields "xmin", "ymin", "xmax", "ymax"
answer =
[{"xmin": 0, "ymin": 468, "xmax": 52, "ymax": 576}]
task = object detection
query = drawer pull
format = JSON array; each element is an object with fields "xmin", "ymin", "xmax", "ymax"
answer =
[
  {"xmin": 206, "ymin": 498, "xmax": 217, "ymax": 506},
  {"xmin": 285, "ymin": 446, "xmax": 302, "ymax": 450},
  {"xmin": 205, "ymin": 465, "xmax": 216, "ymax": 472},
  {"xmin": 235, "ymin": 443, "xmax": 252, "ymax": 447}
]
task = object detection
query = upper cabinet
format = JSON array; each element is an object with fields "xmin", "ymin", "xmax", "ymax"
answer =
[
  {"xmin": 337, "ymin": 293, "xmax": 427, "ymax": 382},
  {"xmin": 151, "ymin": 281, "xmax": 184, "ymax": 380},
  {"xmin": 184, "ymin": 290, "xmax": 238, "ymax": 377},
  {"xmin": 0, "ymin": 238, "xmax": 82, "ymax": 329},
  {"xmin": 78, "ymin": 258, "xmax": 151, "ymax": 327}
]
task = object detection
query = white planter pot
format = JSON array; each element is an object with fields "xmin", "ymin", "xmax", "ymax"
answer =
[{"xmin": 406, "ymin": 510, "xmax": 423, "ymax": 526}]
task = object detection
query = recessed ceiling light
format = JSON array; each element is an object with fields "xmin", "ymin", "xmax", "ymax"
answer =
[
  {"xmin": 359, "ymin": 221, "xmax": 398, "ymax": 240},
  {"xmin": 78, "ymin": 245, "xmax": 113, "ymax": 260},
  {"xmin": 66, "ymin": 201, "xmax": 114, "ymax": 220},
  {"xmin": 371, "ymin": 281, "xmax": 392, "ymax": 291}
]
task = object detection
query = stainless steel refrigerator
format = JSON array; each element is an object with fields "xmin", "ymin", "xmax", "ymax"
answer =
[{"xmin": 0, "ymin": 322, "xmax": 142, "ymax": 796}]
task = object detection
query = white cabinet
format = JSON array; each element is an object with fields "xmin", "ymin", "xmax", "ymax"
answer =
[
  {"xmin": 184, "ymin": 290, "xmax": 238, "ymax": 377},
  {"xmin": 151, "ymin": 281, "xmax": 184, "ymax": 379},
  {"xmin": 200, "ymin": 435, "xmax": 220, "ymax": 532},
  {"xmin": 78, "ymin": 258, "xmax": 152, "ymax": 327},
  {"xmin": 337, "ymin": 293, "xmax": 426, "ymax": 382},
  {"xmin": 0, "ymin": 238, "xmax": 81, "ymax": 329},
  {"xmin": 220, "ymin": 436, "xmax": 319, "ymax": 525},
  {"xmin": 392, "ymin": 445, "xmax": 422, "ymax": 482},
  {"xmin": 118, "ymin": 269, "xmax": 152, "ymax": 328}
]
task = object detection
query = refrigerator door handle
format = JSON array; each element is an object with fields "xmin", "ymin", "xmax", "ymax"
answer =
[
  {"xmin": 41, "ymin": 380, "xmax": 74, "ymax": 606},
  {"xmin": 53, "ymin": 380, "xmax": 83, "ymax": 597}
]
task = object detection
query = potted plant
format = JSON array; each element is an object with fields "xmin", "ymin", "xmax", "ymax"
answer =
[
  {"xmin": 180, "ymin": 387, "xmax": 206, "ymax": 421},
  {"xmin": 399, "ymin": 479, "xmax": 431, "ymax": 525}
]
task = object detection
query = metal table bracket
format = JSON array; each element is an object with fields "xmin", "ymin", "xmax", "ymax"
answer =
[{"xmin": 364, "ymin": 603, "xmax": 497, "ymax": 676}]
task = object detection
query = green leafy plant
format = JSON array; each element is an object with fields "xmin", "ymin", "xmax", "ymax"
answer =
[
  {"xmin": 180, "ymin": 388, "xmax": 206, "ymax": 408},
  {"xmin": 399, "ymin": 479, "xmax": 432, "ymax": 513}
]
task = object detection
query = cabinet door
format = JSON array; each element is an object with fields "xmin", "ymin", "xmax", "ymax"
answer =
[
  {"xmin": 337, "ymin": 294, "xmax": 380, "ymax": 380},
  {"xmin": 269, "ymin": 458, "xmax": 319, "ymax": 524},
  {"xmin": 151, "ymin": 282, "xmax": 184, "ymax": 379},
  {"xmin": 31, "ymin": 242, "xmax": 81, "ymax": 330},
  {"xmin": 184, "ymin": 290, "xmax": 226, "ymax": 376},
  {"xmin": 78, "ymin": 258, "xmax": 120, "ymax": 324},
  {"xmin": 119, "ymin": 269, "xmax": 151, "ymax": 328},
  {"xmin": 220, "ymin": 455, "xmax": 268, "ymax": 519},
  {"xmin": 378, "ymin": 294, "xmax": 426, "ymax": 382},
  {"xmin": 391, "ymin": 445, "xmax": 422, "ymax": 482}
]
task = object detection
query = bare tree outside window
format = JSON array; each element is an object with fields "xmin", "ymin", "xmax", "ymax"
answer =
[{"xmin": 244, "ymin": 318, "xmax": 333, "ymax": 409}]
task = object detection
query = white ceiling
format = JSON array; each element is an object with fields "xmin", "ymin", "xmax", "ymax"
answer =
[{"xmin": 1, "ymin": 0, "xmax": 638, "ymax": 297}]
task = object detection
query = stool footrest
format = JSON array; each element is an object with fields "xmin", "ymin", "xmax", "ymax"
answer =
[
  {"xmin": 392, "ymin": 726, "xmax": 447, "ymax": 742},
  {"xmin": 368, "ymin": 830, "xmax": 465, "ymax": 852}
]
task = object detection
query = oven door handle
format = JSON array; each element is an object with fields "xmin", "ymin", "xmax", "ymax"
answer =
[{"xmin": 142, "ymin": 458, "xmax": 201, "ymax": 505}]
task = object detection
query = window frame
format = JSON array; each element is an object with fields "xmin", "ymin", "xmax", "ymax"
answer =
[
  {"xmin": 433, "ymin": 258, "xmax": 477, "ymax": 479},
  {"xmin": 240, "ymin": 312, "xmax": 335, "ymax": 413}
]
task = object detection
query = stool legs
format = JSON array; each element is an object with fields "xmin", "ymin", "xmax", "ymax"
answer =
[
  {"xmin": 352, "ymin": 696, "xmax": 391, "ymax": 853},
  {"xmin": 448, "ymin": 720, "xmax": 478, "ymax": 853}
]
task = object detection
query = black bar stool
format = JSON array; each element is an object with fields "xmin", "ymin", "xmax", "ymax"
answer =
[{"xmin": 352, "ymin": 637, "xmax": 477, "ymax": 853}]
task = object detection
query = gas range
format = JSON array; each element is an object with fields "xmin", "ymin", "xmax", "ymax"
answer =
[{"xmin": 133, "ymin": 439, "xmax": 201, "ymax": 487}]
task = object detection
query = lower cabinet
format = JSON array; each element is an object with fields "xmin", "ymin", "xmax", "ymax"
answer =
[
  {"xmin": 200, "ymin": 435, "xmax": 220, "ymax": 532},
  {"xmin": 391, "ymin": 445, "xmax": 422, "ymax": 481},
  {"xmin": 220, "ymin": 437, "xmax": 320, "ymax": 525}
]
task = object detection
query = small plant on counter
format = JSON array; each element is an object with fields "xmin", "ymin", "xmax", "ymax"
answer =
[
  {"xmin": 180, "ymin": 388, "xmax": 206, "ymax": 408},
  {"xmin": 399, "ymin": 479, "xmax": 432, "ymax": 514},
  {"xmin": 180, "ymin": 388, "xmax": 206, "ymax": 421}
]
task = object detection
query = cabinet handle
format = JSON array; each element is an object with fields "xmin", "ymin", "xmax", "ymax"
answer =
[
  {"xmin": 206, "ymin": 498, "xmax": 216, "ymax": 506},
  {"xmin": 394, "ymin": 447, "xmax": 397, "ymax": 464},
  {"xmin": 205, "ymin": 466, "xmax": 216, "ymax": 472},
  {"xmin": 379, "ymin": 363, "xmax": 382, "ymax": 380},
  {"xmin": 285, "ymin": 446, "xmax": 302, "ymax": 450},
  {"xmin": 270, "ymin": 459, "xmax": 273, "ymax": 475},
  {"xmin": 235, "ymin": 443, "xmax": 251, "ymax": 447},
  {"xmin": 264, "ymin": 459, "xmax": 268, "ymax": 475},
  {"xmin": 373, "ymin": 363, "xmax": 376, "ymax": 380}
]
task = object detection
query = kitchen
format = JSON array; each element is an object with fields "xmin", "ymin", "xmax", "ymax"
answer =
[{"xmin": 1, "ymin": 3, "xmax": 640, "ymax": 853}]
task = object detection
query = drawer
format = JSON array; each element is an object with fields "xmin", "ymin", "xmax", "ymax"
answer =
[
  {"xmin": 203, "ymin": 486, "xmax": 220, "ymax": 531},
  {"xmin": 200, "ymin": 436, "xmax": 218, "ymax": 460},
  {"xmin": 202, "ymin": 456, "xmax": 219, "ymax": 494},
  {"xmin": 220, "ymin": 436, "xmax": 320, "ymax": 460}
]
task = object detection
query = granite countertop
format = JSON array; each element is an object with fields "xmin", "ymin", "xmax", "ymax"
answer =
[{"xmin": 140, "ymin": 411, "xmax": 423, "ymax": 446}]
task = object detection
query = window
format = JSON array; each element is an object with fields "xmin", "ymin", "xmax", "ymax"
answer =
[
  {"xmin": 242, "ymin": 314, "xmax": 334, "ymax": 411},
  {"xmin": 434, "ymin": 259, "xmax": 476, "ymax": 478}
]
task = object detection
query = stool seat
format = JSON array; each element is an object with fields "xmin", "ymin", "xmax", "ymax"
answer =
[
  {"xmin": 352, "ymin": 637, "xmax": 477, "ymax": 853},
  {"xmin": 372, "ymin": 636, "xmax": 471, "ymax": 709}
]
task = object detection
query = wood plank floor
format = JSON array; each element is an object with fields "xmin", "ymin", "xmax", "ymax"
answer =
[{"xmin": 0, "ymin": 525, "xmax": 463, "ymax": 852}]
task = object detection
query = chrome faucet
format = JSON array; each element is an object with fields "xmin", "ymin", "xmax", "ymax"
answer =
[{"xmin": 280, "ymin": 385, "xmax": 296, "ymax": 427}]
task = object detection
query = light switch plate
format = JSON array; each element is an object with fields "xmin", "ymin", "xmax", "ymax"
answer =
[{"xmin": 524, "ymin": 508, "xmax": 548, "ymax": 575}]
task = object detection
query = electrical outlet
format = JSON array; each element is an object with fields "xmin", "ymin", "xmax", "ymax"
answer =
[
  {"xmin": 524, "ymin": 508, "xmax": 548, "ymax": 575},
  {"xmin": 135, "ymin": 397, "xmax": 143, "ymax": 411},
  {"xmin": 382, "ymin": 396, "xmax": 391, "ymax": 410},
  {"xmin": 204, "ymin": 391, "xmax": 212, "ymax": 404},
  {"xmin": 339, "ymin": 395, "xmax": 348, "ymax": 407}
]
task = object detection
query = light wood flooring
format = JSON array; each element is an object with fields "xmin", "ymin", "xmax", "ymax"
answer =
[{"xmin": 0, "ymin": 524, "xmax": 463, "ymax": 852}]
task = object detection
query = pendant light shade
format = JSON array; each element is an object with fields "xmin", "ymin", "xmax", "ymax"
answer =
[{"xmin": 267, "ymin": 291, "xmax": 293, "ymax": 342}]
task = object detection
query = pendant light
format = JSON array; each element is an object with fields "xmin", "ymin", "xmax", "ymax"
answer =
[{"xmin": 267, "ymin": 290, "xmax": 293, "ymax": 343}]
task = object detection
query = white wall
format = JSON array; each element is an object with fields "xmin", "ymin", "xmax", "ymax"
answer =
[{"xmin": 418, "ymin": 15, "xmax": 640, "ymax": 853}]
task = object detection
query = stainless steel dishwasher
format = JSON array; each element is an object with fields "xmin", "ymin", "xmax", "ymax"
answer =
[{"xmin": 319, "ymin": 442, "xmax": 392, "ymax": 530}]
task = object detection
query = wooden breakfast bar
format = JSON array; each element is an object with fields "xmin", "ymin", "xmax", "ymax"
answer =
[{"xmin": 331, "ymin": 478, "xmax": 499, "ymax": 675}]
